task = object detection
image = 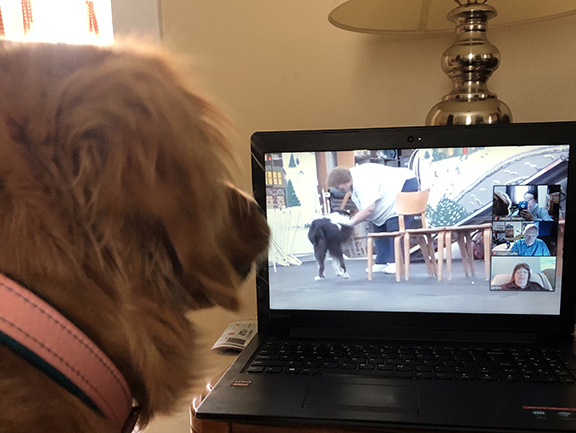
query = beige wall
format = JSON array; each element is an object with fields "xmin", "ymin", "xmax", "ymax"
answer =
[
  {"xmin": 161, "ymin": 0, "xmax": 576, "ymax": 171},
  {"xmin": 146, "ymin": 2, "xmax": 576, "ymax": 430},
  {"xmin": 112, "ymin": 0, "xmax": 162, "ymax": 42}
]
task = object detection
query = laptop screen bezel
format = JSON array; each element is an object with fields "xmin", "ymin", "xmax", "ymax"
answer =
[{"xmin": 251, "ymin": 122, "xmax": 576, "ymax": 340}]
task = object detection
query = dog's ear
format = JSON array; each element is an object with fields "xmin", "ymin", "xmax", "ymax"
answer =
[
  {"xmin": 220, "ymin": 183, "xmax": 271, "ymax": 279},
  {"xmin": 308, "ymin": 220, "xmax": 320, "ymax": 244}
]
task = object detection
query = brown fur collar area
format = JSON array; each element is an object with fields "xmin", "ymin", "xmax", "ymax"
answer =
[{"xmin": 0, "ymin": 40, "xmax": 270, "ymax": 432}]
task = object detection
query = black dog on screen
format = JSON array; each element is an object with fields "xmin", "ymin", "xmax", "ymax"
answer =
[{"xmin": 308, "ymin": 212, "xmax": 354, "ymax": 281}]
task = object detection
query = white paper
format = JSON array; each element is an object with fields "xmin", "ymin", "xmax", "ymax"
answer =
[{"xmin": 211, "ymin": 319, "xmax": 258, "ymax": 354}]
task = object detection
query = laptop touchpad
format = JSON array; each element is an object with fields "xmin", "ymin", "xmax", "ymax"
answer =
[{"xmin": 304, "ymin": 382, "xmax": 419, "ymax": 414}]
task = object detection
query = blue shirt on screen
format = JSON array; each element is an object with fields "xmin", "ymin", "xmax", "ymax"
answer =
[{"xmin": 509, "ymin": 238, "xmax": 550, "ymax": 256}]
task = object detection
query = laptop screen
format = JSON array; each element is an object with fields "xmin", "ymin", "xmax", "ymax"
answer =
[{"xmin": 254, "ymin": 126, "xmax": 573, "ymax": 320}]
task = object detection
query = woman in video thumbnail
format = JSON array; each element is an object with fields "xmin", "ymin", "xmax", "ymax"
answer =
[
  {"xmin": 509, "ymin": 224, "xmax": 550, "ymax": 256},
  {"xmin": 501, "ymin": 263, "xmax": 546, "ymax": 291}
]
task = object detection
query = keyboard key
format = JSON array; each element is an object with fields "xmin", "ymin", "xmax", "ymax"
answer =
[
  {"xmin": 478, "ymin": 373, "xmax": 499, "ymax": 381},
  {"xmin": 377, "ymin": 363, "xmax": 394, "ymax": 371},
  {"xmin": 501, "ymin": 374, "xmax": 521, "ymax": 382},
  {"xmin": 558, "ymin": 377, "xmax": 575, "ymax": 384},
  {"xmin": 476, "ymin": 367, "xmax": 496, "ymax": 374},
  {"xmin": 359, "ymin": 363, "xmax": 375, "ymax": 370},
  {"xmin": 415, "ymin": 366, "xmax": 432, "ymax": 372},
  {"xmin": 453, "ymin": 366, "xmax": 475, "ymax": 374},
  {"xmin": 523, "ymin": 375, "xmax": 556, "ymax": 383},
  {"xmin": 252, "ymin": 360, "xmax": 285, "ymax": 367},
  {"xmin": 396, "ymin": 364, "xmax": 413, "ymax": 372},
  {"xmin": 279, "ymin": 355, "xmax": 296, "ymax": 361},
  {"xmin": 561, "ymin": 359, "xmax": 576, "ymax": 370},
  {"xmin": 255, "ymin": 355, "xmax": 279, "ymax": 360}
]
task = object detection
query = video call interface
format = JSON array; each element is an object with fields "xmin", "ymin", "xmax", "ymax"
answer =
[{"xmin": 264, "ymin": 144, "xmax": 569, "ymax": 315}]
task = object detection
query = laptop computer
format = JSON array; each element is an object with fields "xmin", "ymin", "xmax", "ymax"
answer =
[{"xmin": 196, "ymin": 121, "xmax": 576, "ymax": 432}]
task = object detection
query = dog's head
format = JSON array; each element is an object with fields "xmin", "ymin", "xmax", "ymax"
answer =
[
  {"xmin": 327, "ymin": 210, "xmax": 352, "ymax": 226},
  {"xmin": 0, "ymin": 41, "xmax": 269, "ymax": 428}
]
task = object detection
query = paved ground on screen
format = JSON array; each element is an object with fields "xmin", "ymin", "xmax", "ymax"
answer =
[{"xmin": 268, "ymin": 259, "xmax": 560, "ymax": 314}]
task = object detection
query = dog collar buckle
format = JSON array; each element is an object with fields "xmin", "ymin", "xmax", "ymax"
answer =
[{"xmin": 122, "ymin": 406, "xmax": 141, "ymax": 433}]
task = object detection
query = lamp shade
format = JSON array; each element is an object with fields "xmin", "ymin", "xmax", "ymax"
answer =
[{"xmin": 329, "ymin": 0, "xmax": 576, "ymax": 34}]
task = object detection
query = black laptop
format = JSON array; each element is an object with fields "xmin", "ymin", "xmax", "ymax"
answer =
[{"xmin": 196, "ymin": 121, "xmax": 576, "ymax": 432}]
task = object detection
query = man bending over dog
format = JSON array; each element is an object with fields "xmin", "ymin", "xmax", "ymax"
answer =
[{"xmin": 327, "ymin": 164, "xmax": 418, "ymax": 275}]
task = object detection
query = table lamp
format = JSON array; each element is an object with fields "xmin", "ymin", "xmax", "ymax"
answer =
[{"xmin": 329, "ymin": 0, "xmax": 576, "ymax": 125}]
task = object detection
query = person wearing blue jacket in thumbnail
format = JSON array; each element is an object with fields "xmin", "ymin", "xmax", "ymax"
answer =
[{"xmin": 509, "ymin": 224, "xmax": 550, "ymax": 256}]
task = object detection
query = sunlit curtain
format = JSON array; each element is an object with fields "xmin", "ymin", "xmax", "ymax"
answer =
[
  {"xmin": 0, "ymin": 6, "xmax": 5, "ymax": 37},
  {"xmin": 0, "ymin": 0, "xmax": 113, "ymax": 44}
]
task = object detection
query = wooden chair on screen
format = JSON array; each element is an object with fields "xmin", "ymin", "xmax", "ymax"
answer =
[
  {"xmin": 367, "ymin": 227, "xmax": 404, "ymax": 282},
  {"xmin": 367, "ymin": 189, "xmax": 444, "ymax": 282},
  {"xmin": 440, "ymin": 223, "xmax": 491, "ymax": 281}
]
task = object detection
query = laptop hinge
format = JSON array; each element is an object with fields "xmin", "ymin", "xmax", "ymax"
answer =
[{"xmin": 289, "ymin": 327, "xmax": 539, "ymax": 345}]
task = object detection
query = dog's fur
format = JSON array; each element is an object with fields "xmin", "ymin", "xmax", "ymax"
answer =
[
  {"xmin": 307, "ymin": 212, "xmax": 353, "ymax": 280},
  {"xmin": 0, "ymin": 41, "xmax": 269, "ymax": 432}
]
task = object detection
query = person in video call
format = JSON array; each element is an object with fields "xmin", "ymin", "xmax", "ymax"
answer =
[
  {"xmin": 509, "ymin": 224, "xmax": 550, "ymax": 256},
  {"xmin": 500, "ymin": 262, "xmax": 546, "ymax": 291},
  {"xmin": 512, "ymin": 189, "xmax": 552, "ymax": 221},
  {"xmin": 327, "ymin": 163, "xmax": 418, "ymax": 274}
]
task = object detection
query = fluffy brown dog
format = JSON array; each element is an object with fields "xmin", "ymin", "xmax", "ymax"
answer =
[{"xmin": 0, "ymin": 41, "xmax": 269, "ymax": 432}]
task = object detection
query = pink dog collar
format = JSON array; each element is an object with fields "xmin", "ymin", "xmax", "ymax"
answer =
[{"xmin": 0, "ymin": 273, "xmax": 137, "ymax": 431}]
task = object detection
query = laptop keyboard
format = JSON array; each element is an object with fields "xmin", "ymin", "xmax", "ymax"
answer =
[{"xmin": 246, "ymin": 341, "xmax": 576, "ymax": 383}]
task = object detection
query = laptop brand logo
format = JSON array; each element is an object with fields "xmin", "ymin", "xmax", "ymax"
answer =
[{"xmin": 231, "ymin": 380, "xmax": 252, "ymax": 387}]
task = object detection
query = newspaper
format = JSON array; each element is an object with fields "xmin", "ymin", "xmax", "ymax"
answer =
[{"xmin": 211, "ymin": 318, "xmax": 257, "ymax": 355}]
